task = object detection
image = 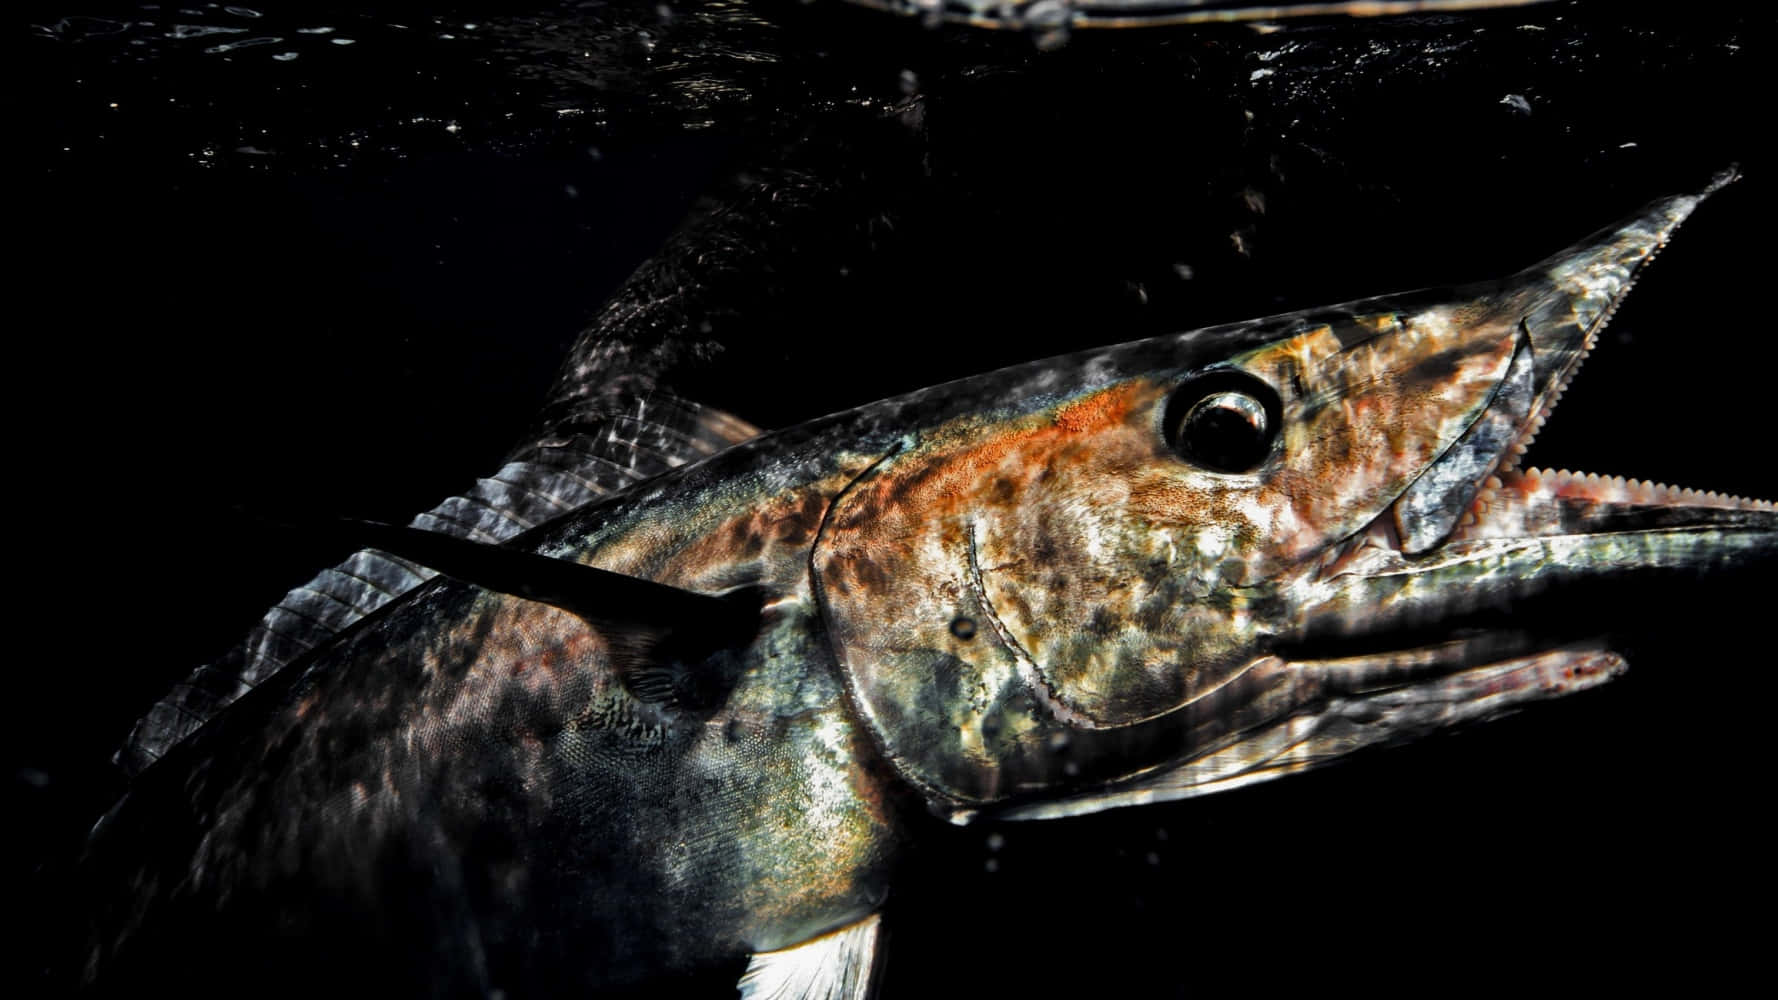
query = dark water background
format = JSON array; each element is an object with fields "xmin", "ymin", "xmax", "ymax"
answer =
[{"xmin": 14, "ymin": 1, "xmax": 1775, "ymax": 995}]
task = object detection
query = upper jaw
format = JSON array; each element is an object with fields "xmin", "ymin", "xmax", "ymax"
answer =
[
  {"xmin": 1388, "ymin": 170, "xmax": 1772, "ymax": 559},
  {"xmin": 1318, "ymin": 174, "xmax": 1775, "ymax": 647}
]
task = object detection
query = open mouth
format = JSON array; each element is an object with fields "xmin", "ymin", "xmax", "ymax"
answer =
[
  {"xmin": 1344, "ymin": 322, "xmax": 1777, "ymax": 572},
  {"xmin": 1293, "ymin": 177, "xmax": 1776, "ymax": 739},
  {"xmin": 1000, "ymin": 178, "xmax": 1775, "ymax": 822},
  {"xmin": 1411, "ymin": 318, "xmax": 1774, "ymax": 553},
  {"xmin": 1349, "ymin": 173, "xmax": 1775, "ymax": 578}
]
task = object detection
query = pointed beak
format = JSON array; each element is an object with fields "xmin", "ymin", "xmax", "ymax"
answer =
[
  {"xmin": 1389, "ymin": 170, "xmax": 1741, "ymax": 554},
  {"xmin": 1518, "ymin": 170, "xmax": 1735, "ymax": 403}
]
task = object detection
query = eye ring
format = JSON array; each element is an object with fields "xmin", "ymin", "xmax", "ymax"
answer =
[{"xmin": 1162, "ymin": 371, "xmax": 1281, "ymax": 473}]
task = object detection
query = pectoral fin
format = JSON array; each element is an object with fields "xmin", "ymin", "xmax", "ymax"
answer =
[
  {"xmin": 322, "ymin": 517, "xmax": 752, "ymax": 631},
  {"xmin": 738, "ymin": 913, "xmax": 883, "ymax": 1000},
  {"xmin": 352, "ymin": 517, "xmax": 767, "ymax": 703}
]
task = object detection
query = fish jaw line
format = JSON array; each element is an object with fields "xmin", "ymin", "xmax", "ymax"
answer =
[
  {"xmin": 1009, "ymin": 500, "xmax": 1773, "ymax": 822},
  {"xmin": 999, "ymin": 640, "xmax": 1628, "ymax": 822}
]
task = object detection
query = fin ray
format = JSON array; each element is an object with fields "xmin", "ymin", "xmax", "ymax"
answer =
[{"xmin": 738, "ymin": 914, "xmax": 883, "ymax": 1000}]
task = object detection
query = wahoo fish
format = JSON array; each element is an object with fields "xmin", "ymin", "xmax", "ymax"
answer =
[{"xmin": 75, "ymin": 176, "xmax": 1772, "ymax": 998}]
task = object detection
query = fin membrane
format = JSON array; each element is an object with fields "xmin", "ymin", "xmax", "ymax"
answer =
[{"xmin": 738, "ymin": 914, "xmax": 883, "ymax": 1000}]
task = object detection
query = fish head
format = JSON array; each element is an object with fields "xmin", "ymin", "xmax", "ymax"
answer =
[{"xmin": 811, "ymin": 174, "xmax": 1774, "ymax": 821}]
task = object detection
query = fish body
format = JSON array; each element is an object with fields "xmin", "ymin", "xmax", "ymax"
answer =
[{"xmin": 77, "ymin": 181, "xmax": 1773, "ymax": 996}]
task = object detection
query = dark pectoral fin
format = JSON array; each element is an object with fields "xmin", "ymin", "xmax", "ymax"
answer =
[
  {"xmin": 329, "ymin": 518, "xmax": 745, "ymax": 626},
  {"xmin": 336, "ymin": 518, "xmax": 761, "ymax": 709}
]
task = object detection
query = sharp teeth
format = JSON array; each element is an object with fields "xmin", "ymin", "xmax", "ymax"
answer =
[
  {"xmin": 1497, "ymin": 241, "xmax": 1659, "ymax": 478},
  {"xmin": 1490, "ymin": 466, "xmax": 1774, "ymax": 511},
  {"xmin": 1498, "ymin": 355, "xmax": 1580, "ymax": 476}
]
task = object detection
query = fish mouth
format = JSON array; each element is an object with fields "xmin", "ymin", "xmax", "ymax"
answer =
[
  {"xmin": 1305, "ymin": 175, "xmax": 1775, "ymax": 687},
  {"xmin": 1381, "ymin": 169, "xmax": 1773, "ymax": 559},
  {"xmin": 999, "ymin": 177, "xmax": 1776, "ymax": 822},
  {"xmin": 1269, "ymin": 179, "xmax": 1777, "ymax": 773},
  {"xmin": 1325, "ymin": 315, "xmax": 1776, "ymax": 589}
]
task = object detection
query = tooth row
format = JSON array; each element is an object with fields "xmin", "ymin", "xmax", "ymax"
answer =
[
  {"xmin": 1459, "ymin": 476, "xmax": 1505, "ymax": 534},
  {"xmin": 1498, "ymin": 245, "xmax": 1662, "ymax": 478},
  {"xmin": 1494, "ymin": 467, "xmax": 1776, "ymax": 511},
  {"xmin": 1497, "ymin": 345, "xmax": 1591, "ymax": 478}
]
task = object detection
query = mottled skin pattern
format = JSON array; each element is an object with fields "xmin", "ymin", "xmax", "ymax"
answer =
[
  {"xmin": 816, "ymin": 184, "xmax": 1773, "ymax": 817},
  {"xmin": 78, "ymin": 188, "xmax": 1774, "ymax": 993},
  {"xmin": 815, "ymin": 309, "xmax": 1523, "ymax": 805}
]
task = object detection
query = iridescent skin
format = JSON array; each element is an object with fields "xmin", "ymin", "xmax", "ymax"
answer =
[{"xmin": 79, "ymin": 183, "xmax": 1773, "ymax": 993}]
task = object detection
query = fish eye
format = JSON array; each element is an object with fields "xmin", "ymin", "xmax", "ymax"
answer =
[{"xmin": 1164, "ymin": 372, "xmax": 1280, "ymax": 473}]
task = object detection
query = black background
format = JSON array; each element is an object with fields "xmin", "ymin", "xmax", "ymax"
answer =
[{"xmin": 14, "ymin": 2, "xmax": 1775, "ymax": 995}]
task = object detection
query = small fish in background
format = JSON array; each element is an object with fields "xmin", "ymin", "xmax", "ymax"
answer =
[{"xmin": 72, "ymin": 174, "xmax": 1772, "ymax": 998}]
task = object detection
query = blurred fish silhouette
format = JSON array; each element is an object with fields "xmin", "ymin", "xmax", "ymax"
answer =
[
  {"xmin": 846, "ymin": 0, "xmax": 1557, "ymax": 32},
  {"xmin": 78, "ymin": 174, "xmax": 1772, "ymax": 998}
]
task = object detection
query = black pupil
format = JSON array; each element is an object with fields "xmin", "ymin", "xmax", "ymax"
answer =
[{"xmin": 1181, "ymin": 391, "xmax": 1270, "ymax": 472}]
